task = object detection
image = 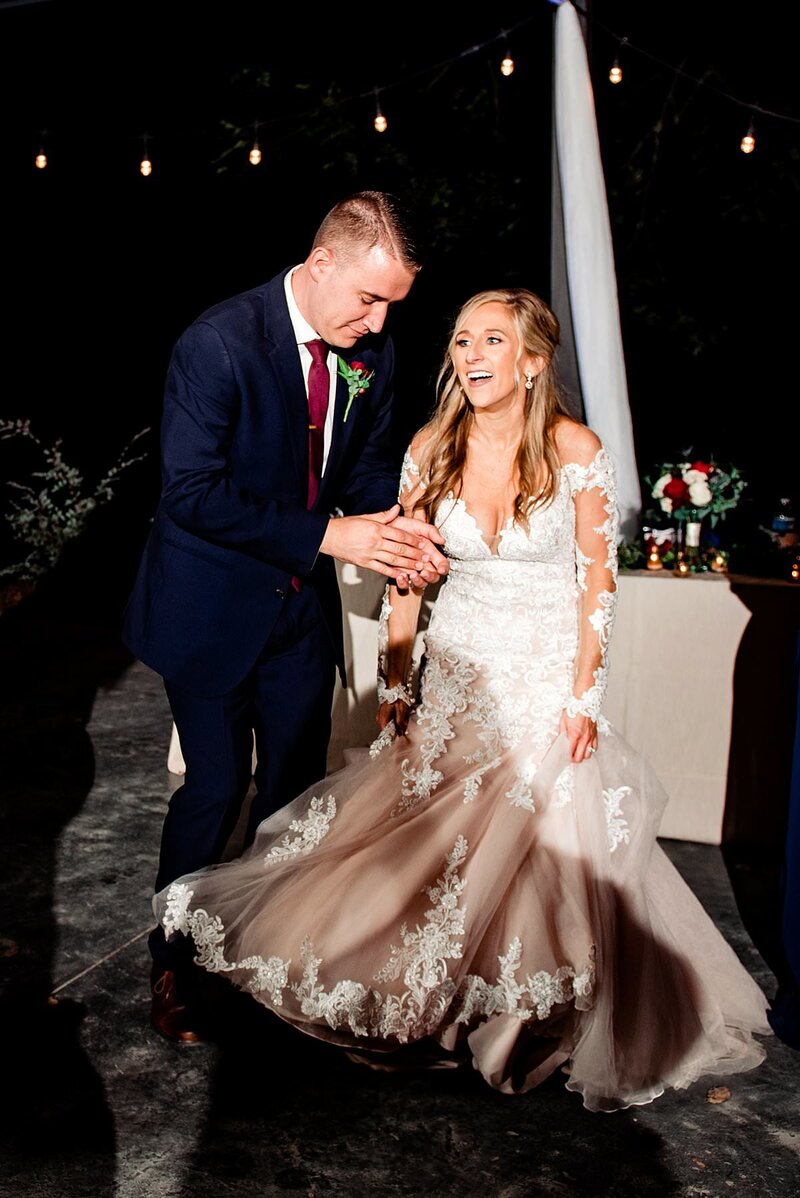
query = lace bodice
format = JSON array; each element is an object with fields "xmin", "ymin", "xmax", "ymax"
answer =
[{"xmin": 378, "ymin": 443, "xmax": 622, "ymax": 785}]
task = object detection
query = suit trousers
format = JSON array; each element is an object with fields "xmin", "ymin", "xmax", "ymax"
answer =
[{"xmin": 149, "ymin": 582, "xmax": 337, "ymax": 966}]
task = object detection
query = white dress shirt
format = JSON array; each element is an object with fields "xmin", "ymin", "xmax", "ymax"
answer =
[{"xmin": 284, "ymin": 266, "xmax": 337, "ymax": 474}]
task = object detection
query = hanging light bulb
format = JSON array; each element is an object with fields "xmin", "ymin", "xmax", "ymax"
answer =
[
  {"xmin": 500, "ymin": 51, "xmax": 514, "ymax": 77},
  {"xmin": 140, "ymin": 134, "xmax": 152, "ymax": 177},
  {"xmin": 740, "ymin": 122, "xmax": 756, "ymax": 154},
  {"xmin": 373, "ymin": 90, "xmax": 387, "ymax": 133},
  {"xmin": 609, "ymin": 37, "xmax": 627, "ymax": 85},
  {"xmin": 34, "ymin": 131, "xmax": 47, "ymax": 169},
  {"xmin": 249, "ymin": 121, "xmax": 262, "ymax": 165}
]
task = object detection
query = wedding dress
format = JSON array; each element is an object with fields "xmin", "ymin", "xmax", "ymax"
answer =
[{"xmin": 154, "ymin": 446, "xmax": 769, "ymax": 1111}]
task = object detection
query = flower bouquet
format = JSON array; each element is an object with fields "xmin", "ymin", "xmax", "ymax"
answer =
[
  {"xmin": 647, "ymin": 458, "xmax": 746, "ymax": 527},
  {"xmin": 642, "ymin": 455, "xmax": 746, "ymax": 574}
]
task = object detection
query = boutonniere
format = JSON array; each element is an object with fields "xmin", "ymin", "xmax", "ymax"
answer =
[{"xmin": 337, "ymin": 357, "xmax": 375, "ymax": 423}]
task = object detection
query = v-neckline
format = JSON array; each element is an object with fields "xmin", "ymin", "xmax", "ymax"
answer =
[{"xmin": 449, "ymin": 494, "xmax": 515, "ymax": 557}]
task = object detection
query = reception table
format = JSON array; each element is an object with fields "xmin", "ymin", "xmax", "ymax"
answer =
[
  {"xmin": 168, "ymin": 564, "xmax": 799, "ymax": 846},
  {"xmin": 603, "ymin": 570, "xmax": 751, "ymax": 843}
]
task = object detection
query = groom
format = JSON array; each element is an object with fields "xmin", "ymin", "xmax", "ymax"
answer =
[{"xmin": 123, "ymin": 191, "xmax": 447, "ymax": 1042}]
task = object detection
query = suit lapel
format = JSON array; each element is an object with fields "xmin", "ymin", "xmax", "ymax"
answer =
[{"xmin": 262, "ymin": 272, "xmax": 307, "ymax": 491}]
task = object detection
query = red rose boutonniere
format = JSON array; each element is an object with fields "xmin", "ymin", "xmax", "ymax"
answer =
[{"xmin": 337, "ymin": 357, "xmax": 375, "ymax": 423}]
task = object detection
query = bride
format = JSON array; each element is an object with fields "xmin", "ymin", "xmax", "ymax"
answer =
[{"xmin": 155, "ymin": 287, "xmax": 769, "ymax": 1111}]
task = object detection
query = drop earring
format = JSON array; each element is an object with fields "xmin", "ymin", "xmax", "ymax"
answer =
[{"xmin": 525, "ymin": 371, "xmax": 534, "ymax": 390}]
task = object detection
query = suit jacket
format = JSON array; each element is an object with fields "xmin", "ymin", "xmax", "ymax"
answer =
[{"xmin": 122, "ymin": 268, "xmax": 400, "ymax": 696}]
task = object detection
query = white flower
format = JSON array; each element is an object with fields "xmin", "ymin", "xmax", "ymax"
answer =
[
  {"xmin": 659, "ymin": 496, "xmax": 673, "ymax": 513},
  {"xmin": 688, "ymin": 480, "xmax": 712, "ymax": 506},
  {"xmin": 652, "ymin": 472, "xmax": 673, "ymax": 499}
]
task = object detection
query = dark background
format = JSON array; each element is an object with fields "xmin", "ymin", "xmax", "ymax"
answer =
[{"xmin": 0, "ymin": 0, "xmax": 797, "ymax": 618}]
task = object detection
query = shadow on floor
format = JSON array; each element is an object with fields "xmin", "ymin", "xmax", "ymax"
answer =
[
  {"xmin": 0, "ymin": 586, "xmax": 132, "ymax": 1190},
  {"xmin": 174, "ymin": 986, "xmax": 680, "ymax": 1198}
]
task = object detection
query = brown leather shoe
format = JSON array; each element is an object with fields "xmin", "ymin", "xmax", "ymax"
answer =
[{"xmin": 150, "ymin": 965, "xmax": 204, "ymax": 1044}]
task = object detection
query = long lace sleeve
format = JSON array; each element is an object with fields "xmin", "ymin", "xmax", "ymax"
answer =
[
  {"xmin": 376, "ymin": 447, "xmax": 428, "ymax": 709},
  {"xmin": 564, "ymin": 447, "xmax": 620, "ymax": 728}
]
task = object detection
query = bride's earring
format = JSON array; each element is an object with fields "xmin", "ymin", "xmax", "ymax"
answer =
[{"xmin": 525, "ymin": 371, "xmax": 534, "ymax": 390}]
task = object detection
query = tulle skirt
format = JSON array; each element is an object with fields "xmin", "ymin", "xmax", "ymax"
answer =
[{"xmin": 154, "ymin": 716, "xmax": 770, "ymax": 1112}]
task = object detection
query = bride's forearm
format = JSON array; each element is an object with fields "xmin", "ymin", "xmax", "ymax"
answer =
[
  {"xmin": 377, "ymin": 582, "xmax": 424, "ymax": 703},
  {"xmin": 568, "ymin": 562, "xmax": 617, "ymax": 721}
]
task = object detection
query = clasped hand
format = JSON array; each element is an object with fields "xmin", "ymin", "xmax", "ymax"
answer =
[{"xmin": 320, "ymin": 503, "xmax": 448, "ymax": 588}]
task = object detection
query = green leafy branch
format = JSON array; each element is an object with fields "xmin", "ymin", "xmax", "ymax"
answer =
[{"xmin": 0, "ymin": 420, "xmax": 150, "ymax": 582}]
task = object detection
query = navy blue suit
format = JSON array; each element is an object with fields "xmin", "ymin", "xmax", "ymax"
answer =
[{"xmin": 122, "ymin": 269, "xmax": 399, "ymax": 962}]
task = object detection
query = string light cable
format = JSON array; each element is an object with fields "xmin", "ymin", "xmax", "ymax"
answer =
[
  {"xmin": 230, "ymin": 12, "xmax": 539, "ymax": 146},
  {"xmin": 21, "ymin": 3, "xmax": 800, "ymax": 171},
  {"xmin": 564, "ymin": 0, "xmax": 800, "ymax": 128}
]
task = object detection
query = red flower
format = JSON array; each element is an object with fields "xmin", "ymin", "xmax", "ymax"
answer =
[
  {"xmin": 350, "ymin": 361, "xmax": 367, "ymax": 373},
  {"xmin": 663, "ymin": 477, "xmax": 690, "ymax": 505},
  {"xmin": 690, "ymin": 460, "xmax": 713, "ymax": 474}
]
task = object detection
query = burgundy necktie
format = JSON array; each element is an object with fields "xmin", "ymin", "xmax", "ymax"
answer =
[
  {"xmin": 291, "ymin": 339, "xmax": 330, "ymax": 593},
  {"xmin": 305, "ymin": 338, "xmax": 330, "ymax": 509}
]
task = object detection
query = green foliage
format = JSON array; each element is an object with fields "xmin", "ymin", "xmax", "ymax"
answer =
[{"xmin": 0, "ymin": 421, "xmax": 150, "ymax": 582}]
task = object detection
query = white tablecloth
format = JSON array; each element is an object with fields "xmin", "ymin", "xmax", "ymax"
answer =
[
  {"xmin": 168, "ymin": 565, "xmax": 759, "ymax": 845},
  {"xmin": 603, "ymin": 571, "xmax": 750, "ymax": 843}
]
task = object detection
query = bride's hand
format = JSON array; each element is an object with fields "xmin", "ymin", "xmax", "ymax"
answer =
[
  {"xmin": 376, "ymin": 699, "xmax": 413, "ymax": 737},
  {"xmin": 559, "ymin": 710, "xmax": 597, "ymax": 763}
]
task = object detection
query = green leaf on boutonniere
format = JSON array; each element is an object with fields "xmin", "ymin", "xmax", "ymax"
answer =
[{"xmin": 337, "ymin": 357, "xmax": 375, "ymax": 423}]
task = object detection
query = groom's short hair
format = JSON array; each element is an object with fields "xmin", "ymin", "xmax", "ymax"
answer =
[{"xmin": 312, "ymin": 191, "xmax": 422, "ymax": 273}]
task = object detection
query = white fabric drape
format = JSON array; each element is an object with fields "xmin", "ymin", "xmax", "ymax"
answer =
[{"xmin": 554, "ymin": 0, "xmax": 641, "ymax": 536}]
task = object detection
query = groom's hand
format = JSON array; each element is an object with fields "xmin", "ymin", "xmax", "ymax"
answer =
[
  {"xmin": 320, "ymin": 504, "xmax": 448, "ymax": 588},
  {"xmin": 388, "ymin": 513, "xmax": 449, "ymax": 588}
]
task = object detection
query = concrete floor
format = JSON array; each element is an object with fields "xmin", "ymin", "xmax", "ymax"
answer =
[{"xmin": 1, "ymin": 612, "xmax": 798, "ymax": 1198}]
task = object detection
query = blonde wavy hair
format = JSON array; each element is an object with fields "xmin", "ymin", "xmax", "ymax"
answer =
[{"xmin": 417, "ymin": 288, "xmax": 571, "ymax": 529}]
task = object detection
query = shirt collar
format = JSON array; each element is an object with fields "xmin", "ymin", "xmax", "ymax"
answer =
[{"xmin": 284, "ymin": 265, "xmax": 321, "ymax": 347}]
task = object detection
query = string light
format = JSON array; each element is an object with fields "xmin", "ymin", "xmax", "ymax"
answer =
[
  {"xmin": 249, "ymin": 121, "xmax": 262, "ymax": 165},
  {"xmin": 498, "ymin": 26, "xmax": 514, "ymax": 77},
  {"xmin": 140, "ymin": 134, "xmax": 152, "ymax": 177},
  {"xmin": 373, "ymin": 91, "xmax": 387, "ymax": 133},
  {"xmin": 609, "ymin": 36, "xmax": 627, "ymax": 84},
  {"xmin": 740, "ymin": 121, "xmax": 756, "ymax": 154},
  {"xmin": 19, "ymin": 14, "xmax": 800, "ymax": 179}
]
